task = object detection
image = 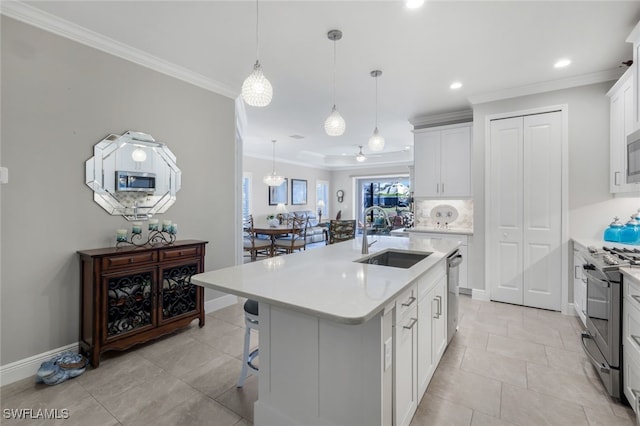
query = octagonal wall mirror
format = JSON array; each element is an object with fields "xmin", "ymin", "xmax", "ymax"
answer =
[{"xmin": 85, "ymin": 131, "xmax": 181, "ymax": 221}]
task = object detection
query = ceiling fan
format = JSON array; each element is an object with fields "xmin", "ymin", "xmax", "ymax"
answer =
[{"xmin": 354, "ymin": 145, "xmax": 383, "ymax": 162}]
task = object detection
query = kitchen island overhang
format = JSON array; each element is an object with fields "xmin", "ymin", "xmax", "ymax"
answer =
[{"xmin": 192, "ymin": 235, "xmax": 460, "ymax": 426}]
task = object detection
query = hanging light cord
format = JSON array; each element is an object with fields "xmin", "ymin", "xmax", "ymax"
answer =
[
  {"xmin": 374, "ymin": 75, "xmax": 379, "ymax": 128},
  {"xmin": 332, "ymin": 39, "xmax": 337, "ymax": 107},
  {"xmin": 271, "ymin": 140, "xmax": 276, "ymax": 173},
  {"xmin": 255, "ymin": 0, "xmax": 260, "ymax": 61}
]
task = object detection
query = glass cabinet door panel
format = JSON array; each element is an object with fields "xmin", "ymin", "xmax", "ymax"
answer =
[
  {"xmin": 105, "ymin": 269, "xmax": 155, "ymax": 340},
  {"xmin": 160, "ymin": 262, "xmax": 199, "ymax": 322}
]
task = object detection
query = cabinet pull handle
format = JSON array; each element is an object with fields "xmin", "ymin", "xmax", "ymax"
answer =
[
  {"xmin": 433, "ymin": 298, "xmax": 440, "ymax": 319},
  {"xmin": 436, "ymin": 183, "xmax": 439, "ymax": 193},
  {"xmin": 631, "ymin": 335, "xmax": 640, "ymax": 348},
  {"xmin": 441, "ymin": 183, "xmax": 445, "ymax": 193},
  {"xmin": 574, "ymin": 266, "xmax": 581, "ymax": 279},
  {"xmin": 403, "ymin": 317, "xmax": 418, "ymax": 330},
  {"xmin": 631, "ymin": 295, "xmax": 640, "ymax": 305},
  {"xmin": 615, "ymin": 171, "xmax": 621, "ymax": 186},
  {"xmin": 402, "ymin": 296, "xmax": 416, "ymax": 307},
  {"xmin": 436, "ymin": 295, "xmax": 442, "ymax": 316}
]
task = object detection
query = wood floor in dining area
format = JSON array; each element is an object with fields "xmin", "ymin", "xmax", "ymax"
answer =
[{"xmin": 0, "ymin": 295, "xmax": 635, "ymax": 425}]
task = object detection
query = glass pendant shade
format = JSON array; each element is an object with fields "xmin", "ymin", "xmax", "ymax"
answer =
[
  {"xmin": 356, "ymin": 152, "xmax": 366, "ymax": 162},
  {"xmin": 263, "ymin": 172, "xmax": 284, "ymax": 186},
  {"xmin": 263, "ymin": 140, "xmax": 284, "ymax": 186},
  {"xmin": 131, "ymin": 148, "xmax": 147, "ymax": 162},
  {"xmin": 242, "ymin": 61, "xmax": 273, "ymax": 107},
  {"xmin": 368, "ymin": 127, "xmax": 385, "ymax": 152},
  {"xmin": 324, "ymin": 105, "xmax": 346, "ymax": 136}
]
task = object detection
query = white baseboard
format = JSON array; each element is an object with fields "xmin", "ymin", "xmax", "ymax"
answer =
[
  {"xmin": 205, "ymin": 294, "xmax": 238, "ymax": 314},
  {"xmin": 1, "ymin": 295, "xmax": 237, "ymax": 387},
  {"xmin": 0, "ymin": 343, "xmax": 79, "ymax": 387},
  {"xmin": 472, "ymin": 288, "xmax": 491, "ymax": 301}
]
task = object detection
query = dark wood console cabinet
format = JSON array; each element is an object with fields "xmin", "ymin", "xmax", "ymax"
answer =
[{"xmin": 77, "ymin": 240, "xmax": 207, "ymax": 367}]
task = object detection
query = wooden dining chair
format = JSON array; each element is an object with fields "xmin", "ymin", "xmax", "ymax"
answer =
[
  {"xmin": 328, "ymin": 219, "xmax": 356, "ymax": 244},
  {"xmin": 243, "ymin": 215, "xmax": 272, "ymax": 261},
  {"xmin": 273, "ymin": 216, "xmax": 308, "ymax": 255}
]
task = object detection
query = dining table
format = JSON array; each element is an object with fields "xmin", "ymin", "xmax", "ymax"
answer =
[{"xmin": 253, "ymin": 224, "xmax": 295, "ymax": 256}]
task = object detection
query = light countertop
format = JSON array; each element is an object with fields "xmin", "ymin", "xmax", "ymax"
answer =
[
  {"xmin": 192, "ymin": 235, "xmax": 460, "ymax": 325},
  {"xmin": 622, "ymin": 266, "xmax": 640, "ymax": 284}
]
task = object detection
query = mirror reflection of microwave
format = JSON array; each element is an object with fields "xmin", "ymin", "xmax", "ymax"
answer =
[
  {"xmin": 116, "ymin": 171, "xmax": 156, "ymax": 192},
  {"xmin": 628, "ymin": 129, "xmax": 640, "ymax": 184}
]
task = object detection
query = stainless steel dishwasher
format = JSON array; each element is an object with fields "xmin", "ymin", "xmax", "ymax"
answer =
[{"xmin": 447, "ymin": 250, "xmax": 463, "ymax": 344}]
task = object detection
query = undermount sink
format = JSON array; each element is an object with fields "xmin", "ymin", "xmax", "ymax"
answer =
[{"xmin": 355, "ymin": 249, "xmax": 432, "ymax": 269}]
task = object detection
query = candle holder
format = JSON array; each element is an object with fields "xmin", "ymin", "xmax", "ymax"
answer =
[{"xmin": 116, "ymin": 227, "xmax": 177, "ymax": 248}]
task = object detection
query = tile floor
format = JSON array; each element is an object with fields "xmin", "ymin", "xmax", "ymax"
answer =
[{"xmin": 0, "ymin": 295, "xmax": 635, "ymax": 425}]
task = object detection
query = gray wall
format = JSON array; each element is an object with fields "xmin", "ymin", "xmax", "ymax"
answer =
[
  {"xmin": 1, "ymin": 17, "xmax": 236, "ymax": 365},
  {"xmin": 472, "ymin": 81, "xmax": 640, "ymax": 293}
]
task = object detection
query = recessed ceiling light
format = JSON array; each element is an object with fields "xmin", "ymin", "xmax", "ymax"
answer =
[
  {"xmin": 554, "ymin": 58, "xmax": 571, "ymax": 68},
  {"xmin": 450, "ymin": 81, "xmax": 463, "ymax": 90},
  {"xmin": 405, "ymin": 0, "xmax": 425, "ymax": 9}
]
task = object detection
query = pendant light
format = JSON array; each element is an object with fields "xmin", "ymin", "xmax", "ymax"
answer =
[
  {"xmin": 368, "ymin": 70, "xmax": 385, "ymax": 152},
  {"xmin": 263, "ymin": 140, "xmax": 285, "ymax": 186},
  {"xmin": 324, "ymin": 29, "xmax": 346, "ymax": 136},
  {"xmin": 242, "ymin": 0, "xmax": 273, "ymax": 107},
  {"xmin": 356, "ymin": 145, "xmax": 367, "ymax": 163}
]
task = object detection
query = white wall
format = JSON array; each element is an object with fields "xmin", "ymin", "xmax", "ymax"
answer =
[
  {"xmin": 330, "ymin": 164, "xmax": 413, "ymax": 221},
  {"xmin": 1, "ymin": 17, "xmax": 236, "ymax": 365},
  {"xmin": 471, "ymin": 81, "xmax": 640, "ymax": 293},
  {"xmin": 243, "ymin": 156, "xmax": 331, "ymax": 222}
]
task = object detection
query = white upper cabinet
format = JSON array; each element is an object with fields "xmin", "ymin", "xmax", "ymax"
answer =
[
  {"xmin": 608, "ymin": 69, "xmax": 635, "ymax": 193},
  {"xmin": 414, "ymin": 123, "xmax": 472, "ymax": 198},
  {"xmin": 629, "ymin": 20, "xmax": 640, "ymax": 131}
]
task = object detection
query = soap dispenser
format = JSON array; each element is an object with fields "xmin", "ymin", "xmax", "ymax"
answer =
[
  {"xmin": 620, "ymin": 215, "xmax": 640, "ymax": 245},
  {"xmin": 604, "ymin": 216, "xmax": 624, "ymax": 242}
]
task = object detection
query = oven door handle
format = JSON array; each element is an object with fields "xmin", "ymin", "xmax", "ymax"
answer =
[
  {"xmin": 581, "ymin": 331, "xmax": 610, "ymax": 374},
  {"xmin": 582, "ymin": 269, "xmax": 611, "ymax": 288}
]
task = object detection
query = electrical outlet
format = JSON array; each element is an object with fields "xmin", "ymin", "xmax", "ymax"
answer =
[{"xmin": 384, "ymin": 337, "xmax": 392, "ymax": 371}]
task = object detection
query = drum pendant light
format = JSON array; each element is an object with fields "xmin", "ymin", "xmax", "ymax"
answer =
[
  {"xmin": 368, "ymin": 70, "xmax": 385, "ymax": 152},
  {"xmin": 324, "ymin": 30, "xmax": 346, "ymax": 136},
  {"xmin": 242, "ymin": 0, "xmax": 273, "ymax": 107},
  {"xmin": 263, "ymin": 140, "xmax": 285, "ymax": 186}
]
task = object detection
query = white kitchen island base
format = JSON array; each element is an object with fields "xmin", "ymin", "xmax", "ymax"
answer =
[
  {"xmin": 254, "ymin": 303, "xmax": 392, "ymax": 426},
  {"xmin": 192, "ymin": 236, "xmax": 459, "ymax": 426}
]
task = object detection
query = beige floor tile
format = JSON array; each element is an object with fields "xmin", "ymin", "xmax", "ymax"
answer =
[
  {"xmin": 206, "ymin": 327, "xmax": 257, "ymax": 360},
  {"xmin": 100, "ymin": 374, "xmax": 201, "ymax": 425},
  {"xmin": 188, "ymin": 316, "xmax": 244, "ymax": 344},
  {"xmin": 501, "ymin": 383, "xmax": 589, "ymax": 426},
  {"xmin": 0, "ymin": 381, "xmax": 90, "ymax": 414},
  {"xmin": 544, "ymin": 345, "xmax": 598, "ymax": 380},
  {"xmin": 438, "ymin": 340, "xmax": 467, "ymax": 369},
  {"xmin": 233, "ymin": 419, "xmax": 252, "ymax": 426},
  {"xmin": 140, "ymin": 338, "xmax": 223, "ymax": 377},
  {"xmin": 526, "ymin": 362, "xmax": 612, "ymax": 411},
  {"xmin": 450, "ymin": 326, "xmax": 489, "ymax": 350},
  {"xmin": 215, "ymin": 375, "xmax": 258, "ymax": 422},
  {"xmin": 54, "ymin": 395, "xmax": 119, "ymax": 426},
  {"xmin": 507, "ymin": 321, "xmax": 565, "ymax": 348},
  {"xmin": 583, "ymin": 405, "xmax": 635, "ymax": 426},
  {"xmin": 610, "ymin": 399, "xmax": 637, "ymax": 421},
  {"xmin": 460, "ymin": 346, "xmax": 527, "ymax": 388},
  {"xmin": 470, "ymin": 411, "xmax": 517, "ymax": 426},
  {"xmin": 477, "ymin": 302, "xmax": 525, "ymax": 324},
  {"xmin": 486, "ymin": 333, "xmax": 548, "ymax": 365},
  {"xmin": 559, "ymin": 326, "xmax": 586, "ymax": 353},
  {"xmin": 180, "ymin": 351, "xmax": 244, "ymax": 399},
  {"xmin": 426, "ymin": 367, "xmax": 502, "ymax": 417},
  {"xmin": 147, "ymin": 394, "xmax": 241, "ymax": 426},
  {"xmin": 410, "ymin": 393, "xmax": 472, "ymax": 426},
  {"xmin": 76, "ymin": 352, "xmax": 164, "ymax": 401}
]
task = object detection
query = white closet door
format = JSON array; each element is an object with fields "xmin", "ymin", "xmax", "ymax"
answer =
[
  {"xmin": 489, "ymin": 116, "xmax": 524, "ymax": 305},
  {"xmin": 522, "ymin": 111, "xmax": 562, "ymax": 310}
]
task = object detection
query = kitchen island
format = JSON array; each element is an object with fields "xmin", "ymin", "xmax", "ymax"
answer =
[{"xmin": 193, "ymin": 235, "xmax": 460, "ymax": 426}]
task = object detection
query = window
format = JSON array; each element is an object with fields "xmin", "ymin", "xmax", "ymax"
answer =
[
  {"xmin": 355, "ymin": 175, "xmax": 411, "ymax": 233},
  {"xmin": 316, "ymin": 180, "xmax": 329, "ymax": 222},
  {"xmin": 242, "ymin": 173, "xmax": 252, "ymax": 219}
]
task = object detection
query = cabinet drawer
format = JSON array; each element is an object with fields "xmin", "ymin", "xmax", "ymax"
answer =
[
  {"xmin": 396, "ymin": 284, "xmax": 418, "ymax": 320},
  {"xmin": 625, "ymin": 345, "xmax": 640, "ymax": 414},
  {"xmin": 418, "ymin": 261, "xmax": 446, "ymax": 301},
  {"xmin": 160, "ymin": 245, "xmax": 201, "ymax": 261},
  {"xmin": 625, "ymin": 298, "xmax": 640, "ymax": 358},
  {"xmin": 625, "ymin": 276, "xmax": 640, "ymax": 306},
  {"xmin": 102, "ymin": 251, "xmax": 157, "ymax": 270}
]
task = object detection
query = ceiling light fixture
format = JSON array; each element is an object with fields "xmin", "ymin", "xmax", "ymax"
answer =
[
  {"xmin": 131, "ymin": 147, "xmax": 147, "ymax": 162},
  {"xmin": 450, "ymin": 81, "xmax": 463, "ymax": 90},
  {"xmin": 405, "ymin": 0, "xmax": 425, "ymax": 9},
  {"xmin": 356, "ymin": 145, "xmax": 367, "ymax": 162},
  {"xmin": 324, "ymin": 29, "xmax": 346, "ymax": 136},
  {"xmin": 554, "ymin": 58, "xmax": 571, "ymax": 68},
  {"xmin": 241, "ymin": 0, "xmax": 273, "ymax": 107},
  {"xmin": 368, "ymin": 70, "xmax": 385, "ymax": 152},
  {"xmin": 263, "ymin": 140, "xmax": 285, "ymax": 186}
]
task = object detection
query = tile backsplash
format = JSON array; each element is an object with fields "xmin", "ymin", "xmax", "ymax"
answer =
[{"xmin": 413, "ymin": 198, "xmax": 474, "ymax": 230}]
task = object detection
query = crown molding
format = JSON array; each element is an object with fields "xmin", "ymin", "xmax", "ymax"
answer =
[
  {"xmin": 409, "ymin": 110, "xmax": 473, "ymax": 129},
  {"xmin": 467, "ymin": 68, "xmax": 624, "ymax": 105},
  {"xmin": 0, "ymin": 1, "xmax": 238, "ymax": 99}
]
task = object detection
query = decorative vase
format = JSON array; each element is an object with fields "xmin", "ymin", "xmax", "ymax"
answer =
[{"xmin": 268, "ymin": 218, "xmax": 279, "ymax": 227}]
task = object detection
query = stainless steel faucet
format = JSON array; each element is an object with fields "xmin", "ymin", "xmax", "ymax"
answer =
[{"xmin": 362, "ymin": 206, "xmax": 391, "ymax": 254}]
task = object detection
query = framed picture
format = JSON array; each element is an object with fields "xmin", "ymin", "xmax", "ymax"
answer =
[
  {"xmin": 268, "ymin": 178, "xmax": 288, "ymax": 206},
  {"xmin": 291, "ymin": 179, "xmax": 307, "ymax": 205}
]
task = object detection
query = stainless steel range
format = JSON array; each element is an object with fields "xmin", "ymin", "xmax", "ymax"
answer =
[{"xmin": 580, "ymin": 245, "xmax": 640, "ymax": 400}]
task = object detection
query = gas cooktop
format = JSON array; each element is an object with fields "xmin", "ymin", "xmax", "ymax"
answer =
[{"xmin": 587, "ymin": 245, "xmax": 640, "ymax": 267}]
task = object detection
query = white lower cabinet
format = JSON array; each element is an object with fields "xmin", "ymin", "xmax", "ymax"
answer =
[
  {"xmin": 395, "ymin": 260, "xmax": 447, "ymax": 426},
  {"xmin": 624, "ymin": 276, "xmax": 640, "ymax": 412}
]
